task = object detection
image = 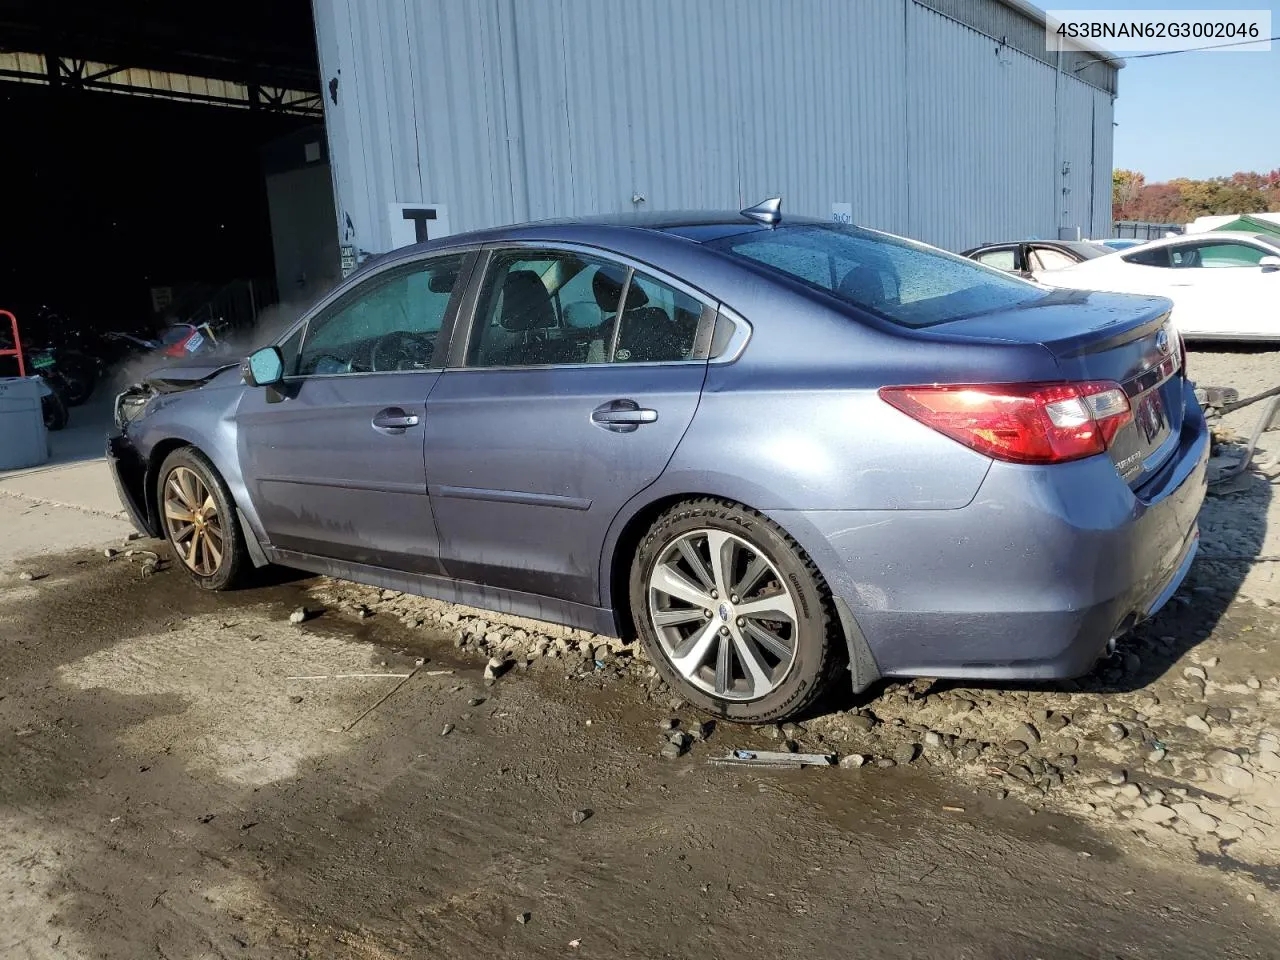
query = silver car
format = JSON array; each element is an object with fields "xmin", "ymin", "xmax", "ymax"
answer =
[{"xmin": 109, "ymin": 204, "xmax": 1208, "ymax": 722}]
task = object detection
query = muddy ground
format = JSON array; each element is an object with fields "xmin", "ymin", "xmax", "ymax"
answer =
[{"xmin": 2, "ymin": 346, "xmax": 1279, "ymax": 959}]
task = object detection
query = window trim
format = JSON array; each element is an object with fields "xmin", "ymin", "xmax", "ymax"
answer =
[
  {"xmin": 446, "ymin": 241, "xmax": 720, "ymax": 372},
  {"xmin": 279, "ymin": 247, "xmax": 481, "ymax": 382}
]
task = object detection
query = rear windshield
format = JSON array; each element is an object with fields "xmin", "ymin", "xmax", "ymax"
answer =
[{"xmin": 705, "ymin": 223, "xmax": 1047, "ymax": 328}]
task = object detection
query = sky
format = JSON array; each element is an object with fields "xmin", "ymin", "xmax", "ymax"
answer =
[{"xmin": 1067, "ymin": 0, "xmax": 1279, "ymax": 180}]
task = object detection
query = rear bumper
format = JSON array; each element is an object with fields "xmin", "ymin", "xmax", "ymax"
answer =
[
  {"xmin": 770, "ymin": 381, "xmax": 1210, "ymax": 682},
  {"xmin": 106, "ymin": 433, "xmax": 157, "ymax": 537}
]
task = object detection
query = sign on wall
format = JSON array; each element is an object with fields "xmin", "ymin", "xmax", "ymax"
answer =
[
  {"xmin": 830, "ymin": 202, "xmax": 853, "ymax": 225},
  {"xmin": 388, "ymin": 202, "xmax": 452, "ymax": 250}
]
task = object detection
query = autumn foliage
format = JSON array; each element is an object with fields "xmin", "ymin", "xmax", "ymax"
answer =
[{"xmin": 1112, "ymin": 169, "xmax": 1280, "ymax": 223}]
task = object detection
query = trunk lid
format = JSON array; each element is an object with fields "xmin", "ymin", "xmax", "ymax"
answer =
[{"xmin": 925, "ymin": 288, "xmax": 1183, "ymax": 489}]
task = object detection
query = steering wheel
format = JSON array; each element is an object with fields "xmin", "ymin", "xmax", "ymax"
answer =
[{"xmin": 370, "ymin": 331, "xmax": 434, "ymax": 372}]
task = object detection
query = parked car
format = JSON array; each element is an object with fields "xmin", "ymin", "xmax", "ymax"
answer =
[
  {"xmin": 1036, "ymin": 232, "xmax": 1280, "ymax": 341},
  {"xmin": 960, "ymin": 239, "xmax": 1113, "ymax": 280},
  {"xmin": 109, "ymin": 204, "xmax": 1207, "ymax": 722},
  {"xmin": 1097, "ymin": 238, "xmax": 1144, "ymax": 251}
]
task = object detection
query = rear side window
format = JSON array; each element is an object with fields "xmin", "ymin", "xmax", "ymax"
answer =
[
  {"xmin": 975, "ymin": 249, "xmax": 1016, "ymax": 271},
  {"xmin": 1122, "ymin": 247, "xmax": 1171, "ymax": 267},
  {"xmin": 708, "ymin": 223, "xmax": 1044, "ymax": 328}
]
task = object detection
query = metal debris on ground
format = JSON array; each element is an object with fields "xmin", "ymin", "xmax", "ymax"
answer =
[
  {"xmin": 340, "ymin": 665, "xmax": 422, "ymax": 732},
  {"xmin": 286, "ymin": 673, "xmax": 414, "ymax": 680},
  {"xmin": 710, "ymin": 749, "xmax": 835, "ymax": 768}
]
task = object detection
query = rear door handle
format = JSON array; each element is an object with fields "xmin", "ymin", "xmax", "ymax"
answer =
[
  {"xmin": 592, "ymin": 399, "xmax": 658, "ymax": 432},
  {"xmin": 372, "ymin": 407, "xmax": 420, "ymax": 433}
]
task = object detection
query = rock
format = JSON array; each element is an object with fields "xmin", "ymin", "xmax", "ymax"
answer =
[
  {"xmin": 1260, "ymin": 733, "xmax": 1280, "ymax": 753},
  {"xmin": 839, "ymin": 754, "xmax": 868, "ymax": 769},
  {"xmin": 1206, "ymin": 706, "xmax": 1232, "ymax": 724},
  {"xmin": 1177, "ymin": 807, "xmax": 1219, "ymax": 833},
  {"xmin": 1094, "ymin": 784, "xmax": 1120, "ymax": 800},
  {"xmin": 782, "ymin": 722, "xmax": 805, "ymax": 740},
  {"xmin": 1201, "ymin": 656, "xmax": 1219, "ymax": 668},
  {"xmin": 1219, "ymin": 766, "xmax": 1254, "ymax": 792},
  {"xmin": 441, "ymin": 723, "xmax": 454, "ymax": 736},
  {"xmin": 16, "ymin": 571, "xmax": 34, "ymax": 581},
  {"xmin": 1145, "ymin": 788, "xmax": 1165, "ymax": 806},
  {"xmin": 571, "ymin": 808, "xmax": 592, "ymax": 825},
  {"xmin": 1137, "ymin": 804, "xmax": 1177, "ymax": 824},
  {"xmin": 1104, "ymin": 723, "xmax": 1128, "ymax": 742},
  {"xmin": 1183, "ymin": 665, "xmax": 1207, "ymax": 683},
  {"xmin": 1254, "ymin": 752, "xmax": 1280, "ymax": 773},
  {"xmin": 1117, "ymin": 783, "xmax": 1142, "ymax": 801},
  {"xmin": 1057, "ymin": 755, "xmax": 1077, "ymax": 770},
  {"xmin": 1123, "ymin": 653, "xmax": 1141, "ymax": 674},
  {"xmin": 875, "ymin": 758, "xmax": 896, "ymax": 769},
  {"xmin": 1214, "ymin": 823, "xmax": 1243, "ymax": 841},
  {"xmin": 1008, "ymin": 765, "xmax": 1035, "ymax": 784},
  {"xmin": 893, "ymin": 743, "xmax": 919, "ymax": 765},
  {"xmin": 692, "ymin": 721, "xmax": 714, "ymax": 742},
  {"xmin": 952, "ymin": 699, "xmax": 975, "ymax": 714},
  {"xmin": 356, "ymin": 605, "xmax": 373, "ymax": 619},
  {"xmin": 1013, "ymin": 723, "xmax": 1041, "ymax": 745},
  {"xmin": 1246, "ymin": 678, "xmax": 1262, "ymax": 690},
  {"xmin": 924, "ymin": 731, "xmax": 944, "ymax": 749},
  {"xmin": 1105, "ymin": 769, "xmax": 1128, "ymax": 786},
  {"xmin": 103, "ymin": 547, "xmax": 118, "ymax": 559},
  {"xmin": 1206, "ymin": 749, "xmax": 1242, "ymax": 767},
  {"xmin": 1055, "ymin": 737, "xmax": 1080, "ymax": 754},
  {"xmin": 1147, "ymin": 747, "xmax": 1167, "ymax": 765},
  {"xmin": 289, "ymin": 695, "xmax": 303, "ymax": 704},
  {"xmin": 761, "ymin": 724, "xmax": 785, "ymax": 741},
  {"xmin": 669, "ymin": 732, "xmax": 691, "ymax": 750},
  {"xmin": 288, "ymin": 607, "xmax": 309, "ymax": 624},
  {"xmin": 660, "ymin": 743, "xmax": 684, "ymax": 760},
  {"xmin": 1185, "ymin": 715, "xmax": 1211, "ymax": 734},
  {"xmin": 483, "ymin": 657, "xmax": 505, "ymax": 682},
  {"xmin": 517, "ymin": 912, "xmax": 531, "ymax": 925},
  {"xmin": 1042, "ymin": 713, "xmax": 1070, "ymax": 733},
  {"xmin": 846, "ymin": 714, "xmax": 877, "ymax": 733},
  {"xmin": 1003, "ymin": 740, "xmax": 1030, "ymax": 757}
]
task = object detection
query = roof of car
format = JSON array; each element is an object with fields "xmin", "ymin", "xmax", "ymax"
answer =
[
  {"xmin": 1122, "ymin": 231, "xmax": 1280, "ymax": 250},
  {"xmin": 356, "ymin": 209, "xmax": 841, "ymax": 276}
]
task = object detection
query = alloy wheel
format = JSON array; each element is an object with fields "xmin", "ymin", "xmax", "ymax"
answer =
[
  {"xmin": 646, "ymin": 529, "xmax": 799, "ymax": 701},
  {"xmin": 162, "ymin": 466, "xmax": 225, "ymax": 576}
]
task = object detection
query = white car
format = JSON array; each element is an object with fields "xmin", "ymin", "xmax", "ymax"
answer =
[{"xmin": 1036, "ymin": 231, "xmax": 1280, "ymax": 341}]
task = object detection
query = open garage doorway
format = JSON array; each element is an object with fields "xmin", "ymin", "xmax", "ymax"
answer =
[{"xmin": 0, "ymin": 0, "xmax": 337, "ymax": 415}]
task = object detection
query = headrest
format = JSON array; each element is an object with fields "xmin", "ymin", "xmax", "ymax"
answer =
[
  {"xmin": 593, "ymin": 266, "xmax": 648, "ymax": 312},
  {"xmin": 500, "ymin": 270, "xmax": 555, "ymax": 331}
]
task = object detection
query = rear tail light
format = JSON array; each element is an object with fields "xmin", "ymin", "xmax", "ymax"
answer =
[{"xmin": 879, "ymin": 381, "xmax": 1133, "ymax": 465}]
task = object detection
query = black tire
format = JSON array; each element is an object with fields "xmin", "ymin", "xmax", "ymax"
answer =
[
  {"xmin": 41, "ymin": 388, "xmax": 68, "ymax": 431},
  {"xmin": 629, "ymin": 498, "xmax": 844, "ymax": 724},
  {"xmin": 155, "ymin": 447, "xmax": 251, "ymax": 591}
]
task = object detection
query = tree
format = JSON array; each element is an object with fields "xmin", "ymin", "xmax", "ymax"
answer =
[
  {"xmin": 1113, "ymin": 169, "xmax": 1278, "ymax": 222},
  {"xmin": 1112, "ymin": 169, "xmax": 1145, "ymax": 219}
]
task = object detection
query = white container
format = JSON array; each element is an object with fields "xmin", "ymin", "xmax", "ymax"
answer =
[{"xmin": 0, "ymin": 376, "xmax": 50, "ymax": 470}]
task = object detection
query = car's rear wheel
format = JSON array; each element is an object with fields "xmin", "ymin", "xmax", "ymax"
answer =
[
  {"xmin": 629, "ymin": 499, "xmax": 842, "ymax": 723},
  {"xmin": 157, "ymin": 448, "xmax": 249, "ymax": 591}
]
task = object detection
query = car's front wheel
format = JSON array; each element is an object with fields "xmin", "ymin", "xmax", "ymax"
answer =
[
  {"xmin": 629, "ymin": 499, "xmax": 843, "ymax": 723},
  {"xmin": 156, "ymin": 447, "xmax": 249, "ymax": 591}
]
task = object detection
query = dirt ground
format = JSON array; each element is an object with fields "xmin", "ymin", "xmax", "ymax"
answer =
[{"xmin": 2, "ymin": 346, "xmax": 1279, "ymax": 959}]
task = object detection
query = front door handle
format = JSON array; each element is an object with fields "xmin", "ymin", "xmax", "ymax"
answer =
[
  {"xmin": 592, "ymin": 399, "xmax": 658, "ymax": 433},
  {"xmin": 372, "ymin": 407, "xmax": 420, "ymax": 433}
]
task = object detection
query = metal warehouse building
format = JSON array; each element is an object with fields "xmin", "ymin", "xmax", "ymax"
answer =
[{"xmin": 312, "ymin": 0, "xmax": 1120, "ymax": 265}]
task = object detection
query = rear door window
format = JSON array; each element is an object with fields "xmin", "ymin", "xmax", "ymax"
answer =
[{"xmin": 1122, "ymin": 247, "xmax": 1172, "ymax": 268}]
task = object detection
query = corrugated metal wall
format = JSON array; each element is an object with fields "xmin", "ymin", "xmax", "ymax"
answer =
[{"xmin": 312, "ymin": 0, "xmax": 1116, "ymax": 258}]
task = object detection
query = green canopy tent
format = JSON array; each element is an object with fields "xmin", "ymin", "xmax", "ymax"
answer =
[{"xmin": 1214, "ymin": 214, "xmax": 1280, "ymax": 241}]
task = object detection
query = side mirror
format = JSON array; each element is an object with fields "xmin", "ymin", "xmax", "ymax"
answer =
[
  {"xmin": 242, "ymin": 346, "xmax": 284, "ymax": 387},
  {"xmin": 1259, "ymin": 255, "xmax": 1280, "ymax": 273}
]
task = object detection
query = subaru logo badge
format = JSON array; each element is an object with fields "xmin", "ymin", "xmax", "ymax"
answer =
[{"xmin": 1155, "ymin": 329, "xmax": 1170, "ymax": 355}]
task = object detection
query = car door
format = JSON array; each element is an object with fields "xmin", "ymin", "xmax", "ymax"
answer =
[
  {"xmin": 422, "ymin": 245, "xmax": 714, "ymax": 605},
  {"xmin": 1164, "ymin": 240, "xmax": 1280, "ymax": 338},
  {"xmin": 236, "ymin": 251, "xmax": 474, "ymax": 572},
  {"xmin": 1026, "ymin": 245, "xmax": 1079, "ymax": 282}
]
